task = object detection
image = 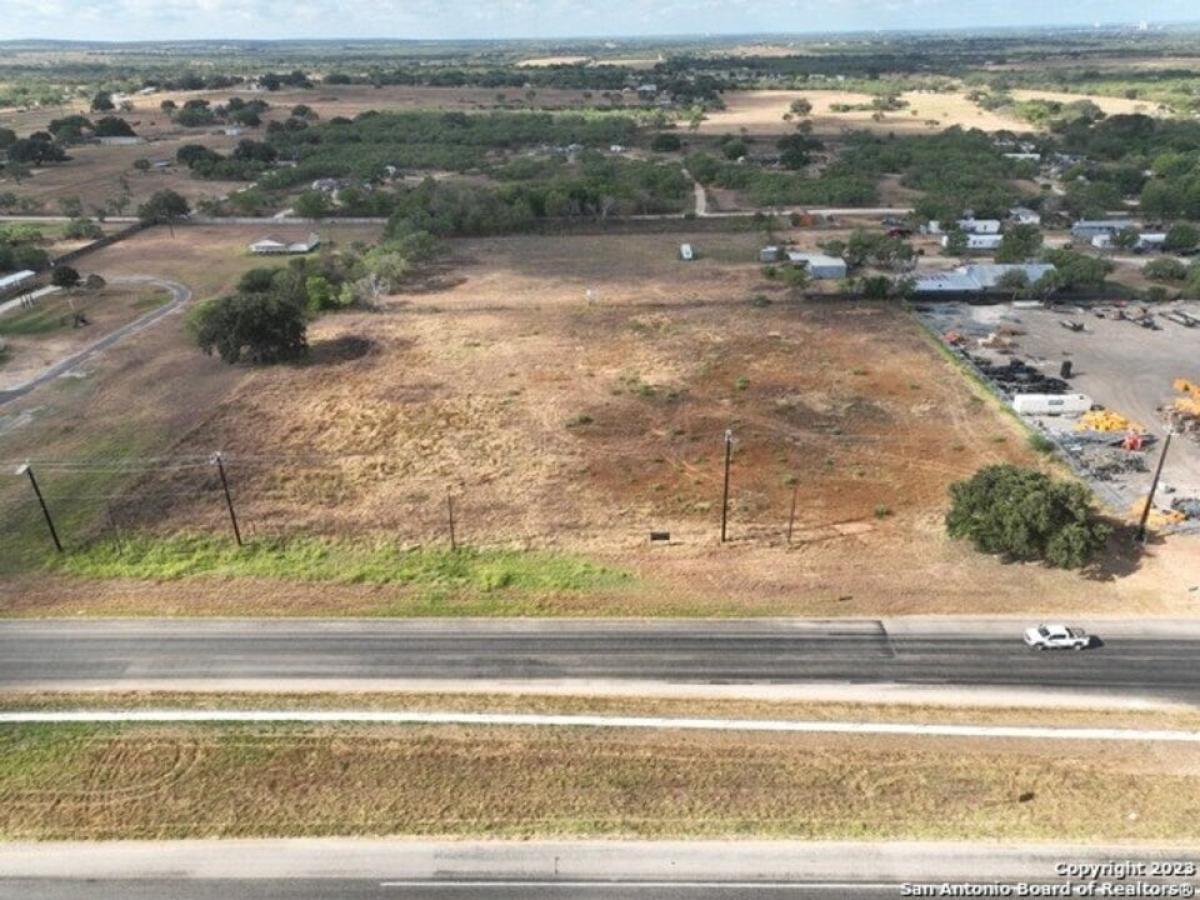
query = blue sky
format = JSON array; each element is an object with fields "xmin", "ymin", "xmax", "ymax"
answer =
[{"xmin": 1, "ymin": 0, "xmax": 1197, "ymax": 42}]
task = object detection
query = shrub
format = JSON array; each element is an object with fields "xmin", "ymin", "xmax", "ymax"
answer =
[
  {"xmin": 1027, "ymin": 432, "xmax": 1056, "ymax": 454},
  {"xmin": 50, "ymin": 265, "xmax": 80, "ymax": 288},
  {"xmin": 188, "ymin": 291, "xmax": 308, "ymax": 364},
  {"xmin": 1143, "ymin": 257, "xmax": 1187, "ymax": 282},
  {"xmin": 946, "ymin": 464, "xmax": 1109, "ymax": 568},
  {"xmin": 650, "ymin": 133, "xmax": 682, "ymax": 152},
  {"xmin": 63, "ymin": 218, "xmax": 104, "ymax": 240}
]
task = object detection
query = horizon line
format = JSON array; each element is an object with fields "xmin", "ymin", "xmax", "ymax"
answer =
[{"xmin": 5, "ymin": 20, "xmax": 1200, "ymax": 46}]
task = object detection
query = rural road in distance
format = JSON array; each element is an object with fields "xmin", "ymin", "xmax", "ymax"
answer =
[{"xmin": 4, "ymin": 618, "xmax": 1200, "ymax": 701}]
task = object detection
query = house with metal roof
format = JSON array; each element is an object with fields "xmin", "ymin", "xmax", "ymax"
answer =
[
  {"xmin": 248, "ymin": 233, "xmax": 321, "ymax": 255},
  {"xmin": 0, "ymin": 270, "xmax": 37, "ymax": 297},
  {"xmin": 913, "ymin": 263, "xmax": 1056, "ymax": 295},
  {"xmin": 1071, "ymin": 219, "xmax": 1135, "ymax": 239}
]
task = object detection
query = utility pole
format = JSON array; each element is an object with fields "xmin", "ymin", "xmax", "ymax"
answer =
[
  {"xmin": 17, "ymin": 463, "xmax": 62, "ymax": 553},
  {"xmin": 720, "ymin": 429, "xmax": 733, "ymax": 544},
  {"xmin": 1137, "ymin": 430, "xmax": 1173, "ymax": 544},
  {"xmin": 106, "ymin": 503, "xmax": 123, "ymax": 552},
  {"xmin": 787, "ymin": 483, "xmax": 798, "ymax": 545},
  {"xmin": 447, "ymin": 491, "xmax": 457, "ymax": 551},
  {"xmin": 212, "ymin": 452, "xmax": 242, "ymax": 547}
]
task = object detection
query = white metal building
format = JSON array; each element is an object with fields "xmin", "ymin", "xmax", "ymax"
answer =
[
  {"xmin": 0, "ymin": 270, "xmax": 37, "ymax": 295},
  {"xmin": 942, "ymin": 233, "xmax": 1004, "ymax": 251},
  {"xmin": 248, "ymin": 233, "xmax": 321, "ymax": 255},
  {"xmin": 956, "ymin": 218, "xmax": 1002, "ymax": 235},
  {"xmin": 785, "ymin": 251, "xmax": 847, "ymax": 279},
  {"xmin": 1071, "ymin": 219, "xmax": 1135, "ymax": 239}
]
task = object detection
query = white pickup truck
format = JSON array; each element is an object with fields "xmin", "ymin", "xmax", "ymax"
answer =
[{"xmin": 1023, "ymin": 623, "xmax": 1091, "ymax": 651}]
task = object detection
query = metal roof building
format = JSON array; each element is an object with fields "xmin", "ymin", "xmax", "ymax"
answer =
[
  {"xmin": 914, "ymin": 263, "xmax": 1056, "ymax": 294},
  {"xmin": 785, "ymin": 251, "xmax": 847, "ymax": 279}
]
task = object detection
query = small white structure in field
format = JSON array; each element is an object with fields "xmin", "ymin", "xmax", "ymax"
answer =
[
  {"xmin": 96, "ymin": 135, "xmax": 145, "ymax": 146},
  {"xmin": 1009, "ymin": 206, "xmax": 1042, "ymax": 226},
  {"xmin": 679, "ymin": 243, "xmax": 696, "ymax": 261},
  {"xmin": 760, "ymin": 245, "xmax": 784, "ymax": 263},
  {"xmin": 248, "ymin": 233, "xmax": 321, "ymax": 255},
  {"xmin": 1012, "ymin": 393, "xmax": 1092, "ymax": 416},
  {"xmin": 786, "ymin": 251, "xmax": 847, "ymax": 279}
]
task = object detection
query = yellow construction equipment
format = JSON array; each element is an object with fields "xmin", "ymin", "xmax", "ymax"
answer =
[
  {"xmin": 1077, "ymin": 409, "xmax": 1145, "ymax": 433},
  {"xmin": 1128, "ymin": 499, "xmax": 1186, "ymax": 528},
  {"xmin": 1174, "ymin": 378, "xmax": 1200, "ymax": 418}
]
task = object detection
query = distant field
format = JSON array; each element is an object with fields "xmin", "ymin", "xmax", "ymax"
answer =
[
  {"xmin": 0, "ymin": 135, "xmax": 246, "ymax": 213},
  {"xmin": 697, "ymin": 89, "xmax": 1032, "ymax": 136},
  {"xmin": 1008, "ymin": 88, "xmax": 1167, "ymax": 117},
  {"xmin": 60, "ymin": 222, "xmax": 383, "ymax": 298},
  {"xmin": 517, "ymin": 56, "xmax": 593, "ymax": 67},
  {"xmin": 0, "ymin": 83, "xmax": 631, "ymax": 216},
  {"xmin": 3, "ymin": 722, "xmax": 1198, "ymax": 840}
]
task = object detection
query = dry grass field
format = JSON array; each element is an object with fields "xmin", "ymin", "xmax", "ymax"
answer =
[
  {"xmin": 696, "ymin": 87, "xmax": 1172, "ymax": 138},
  {"xmin": 517, "ymin": 56, "xmax": 594, "ymax": 67},
  {"xmin": 3, "ymin": 722, "xmax": 1199, "ymax": 840},
  {"xmin": 697, "ymin": 89, "xmax": 1033, "ymax": 137},
  {"xmin": 2, "ymin": 225, "xmax": 1194, "ymax": 617},
  {"xmin": 63, "ymin": 231, "xmax": 1039, "ymax": 548},
  {"xmin": 0, "ymin": 136, "xmax": 248, "ymax": 212}
]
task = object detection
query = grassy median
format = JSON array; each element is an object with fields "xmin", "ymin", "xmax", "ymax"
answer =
[{"xmin": 2, "ymin": 721, "xmax": 1199, "ymax": 841}]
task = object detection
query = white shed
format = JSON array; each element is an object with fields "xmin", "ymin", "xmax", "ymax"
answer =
[{"xmin": 786, "ymin": 251, "xmax": 847, "ymax": 279}]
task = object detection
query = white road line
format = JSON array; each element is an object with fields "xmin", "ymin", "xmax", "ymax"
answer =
[
  {"xmin": 377, "ymin": 882, "xmax": 900, "ymax": 890},
  {"xmin": 2, "ymin": 710, "xmax": 1199, "ymax": 742}
]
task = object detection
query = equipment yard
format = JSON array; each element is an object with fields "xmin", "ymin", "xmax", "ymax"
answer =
[{"xmin": 919, "ymin": 301, "xmax": 1200, "ymax": 526}]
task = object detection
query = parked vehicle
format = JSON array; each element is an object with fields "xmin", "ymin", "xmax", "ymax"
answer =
[{"xmin": 1023, "ymin": 624, "xmax": 1092, "ymax": 650}]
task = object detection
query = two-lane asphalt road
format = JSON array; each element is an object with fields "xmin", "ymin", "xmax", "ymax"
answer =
[
  {"xmin": 3, "ymin": 619, "xmax": 1199, "ymax": 700},
  {"xmin": 4, "ymin": 840, "xmax": 1196, "ymax": 900},
  {"xmin": 0, "ymin": 878, "xmax": 903, "ymax": 899}
]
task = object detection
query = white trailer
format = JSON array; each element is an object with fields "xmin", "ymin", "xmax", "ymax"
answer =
[{"xmin": 1012, "ymin": 393, "xmax": 1092, "ymax": 416}]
